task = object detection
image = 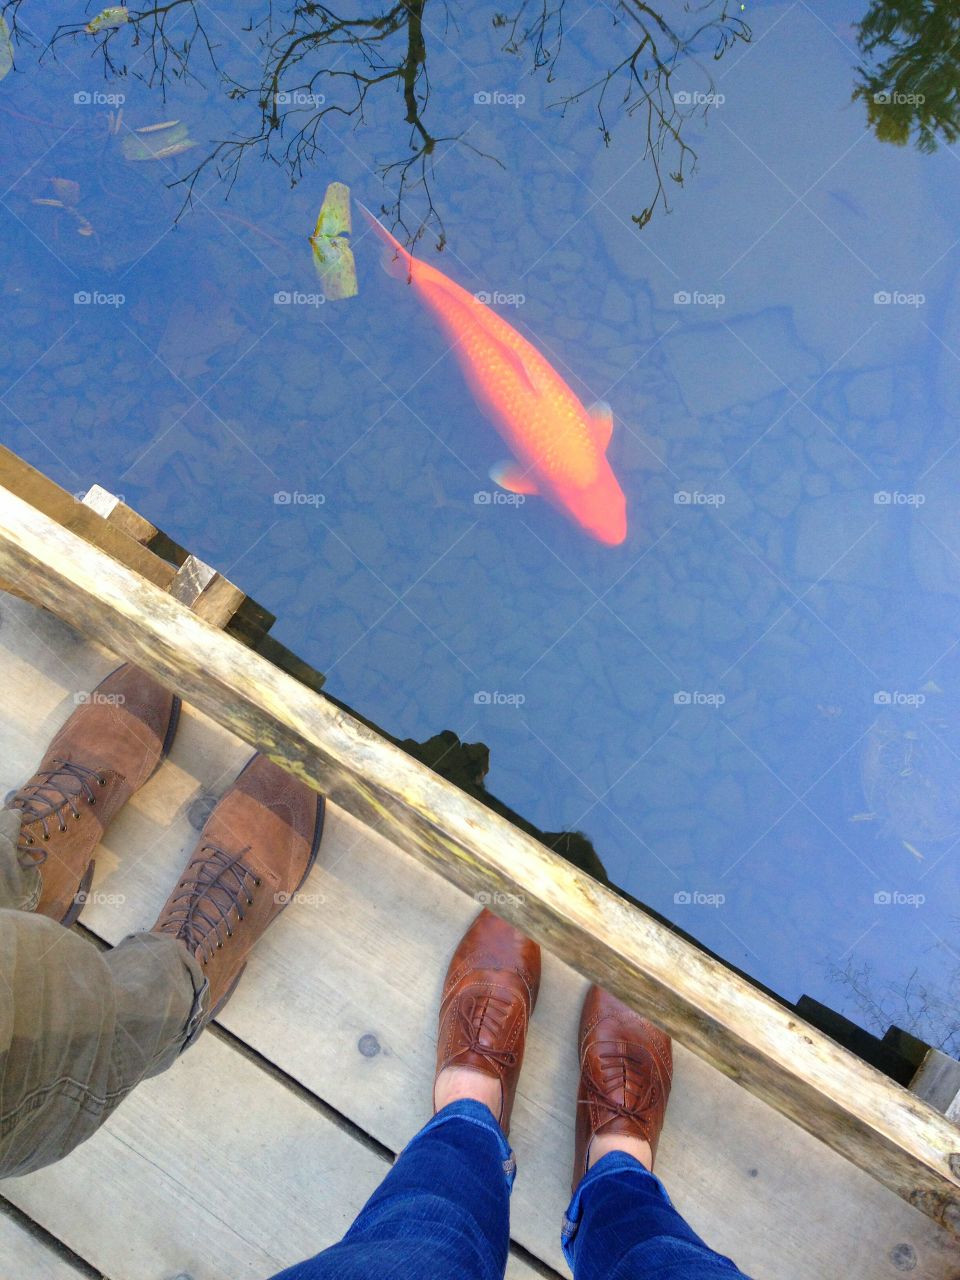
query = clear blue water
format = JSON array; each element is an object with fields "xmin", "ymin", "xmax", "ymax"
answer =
[{"xmin": 1, "ymin": 2, "xmax": 958, "ymax": 1051}]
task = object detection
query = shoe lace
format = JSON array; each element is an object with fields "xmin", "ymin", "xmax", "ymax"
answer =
[
  {"xmin": 162, "ymin": 843, "xmax": 261, "ymax": 964},
  {"xmin": 579, "ymin": 1044, "xmax": 661, "ymax": 1124},
  {"xmin": 455, "ymin": 992, "xmax": 520, "ymax": 1070},
  {"xmin": 10, "ymin": 759, "xmax": 107, "ymax": 866}
]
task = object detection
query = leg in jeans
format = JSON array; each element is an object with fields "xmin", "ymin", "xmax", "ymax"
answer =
[
  {"xmin": 568, "ymin": 984, "xmax": 752, "ymax": 1280},
  {"xmin": 270, "ymin": 1100, "xmax": 514, "ymax": 1280},
  {"xmin": 271, "ymin": 909, "xmax": 541, "ymax": 1280},
  {"xmin": 0, "ymin": 808, "xmax": 206, "ymax": 1178},
  {"xmin": 563, "ymin": 1152, "xmax": 750, "ymax": 1280}
]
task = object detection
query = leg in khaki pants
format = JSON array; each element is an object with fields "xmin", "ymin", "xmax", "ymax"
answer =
[
  {"xmin": 0, "ymin": 661, "xmax": 326, "ymax": 1181},
  {"xmin": 0, "ymin": 806, "xmax": 206, "ymax": 1178}
]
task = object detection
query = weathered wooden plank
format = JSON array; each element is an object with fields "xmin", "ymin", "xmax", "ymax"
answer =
[
  {"xmin": 0, "ymin": 1205, "xmax": 91, "ymax": 1279},
  {"xmin": 0, "ymin": 446, "xmax": 176, "ymax": 592},
  {"xmin": 80, "ymin": 484, "xmax": 158, "ymax": 545},
  {"xmin": 0, "ymin": 487, "xmax": 958, "ymax": 1232},
  {"xmin": 912, "ymin": 1051, "xmax": 960, "ymax": 1126},
  {"xmin": 169, "ymin": 553, "xmax": 247, "ymax": 628},
  {"xmin": 0, "ymin": 595, "xmax": 957, "ymax": 1278},
  {"xmin": 0, "ymin": 1026, "xmax": 545, "ymax": 1280},
  {"xmin": 80, "ymin": 482, "xmax": 277, "ymax": 649}
]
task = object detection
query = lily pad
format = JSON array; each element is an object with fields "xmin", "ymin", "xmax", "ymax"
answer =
[
  {"xmin": 309, "ymin": 181, "xmax": 357, "ymax": 300},
  {"xmin": 0, "ymin": 16, "xmax": 13, "ymax": 82},
  {"xmin": 85, "ymin": 7, "xmax": 129, "ymax": 34},
  {"xmin": 121, "ymin": 120, "xmax": 196, "ymax": 162}
]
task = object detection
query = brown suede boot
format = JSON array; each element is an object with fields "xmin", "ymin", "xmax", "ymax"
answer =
[
  {"xmin": 434, "ymin": 908, "xmax": 541, "ymax": 1135},
  {"xmin": 572, "ymin": 984, "xmax": 673, "ymax": 1190},
  {"xmin": 151, "ymin": 754, "xmax": 325, "ymax": 1029},
  {"xmin": 5, "ymin": 664, "xmax": 180, "ymax": 924}
]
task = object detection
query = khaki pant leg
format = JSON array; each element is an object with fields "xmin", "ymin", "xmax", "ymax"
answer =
[{"xmin": 0, "ymin": 810, "xmax": 207, "ymax": 1178}]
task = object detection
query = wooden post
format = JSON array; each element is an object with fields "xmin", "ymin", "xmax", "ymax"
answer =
[{"xmin": 0, "ymin": 483, "xmax": 958, "ymax": 1232}]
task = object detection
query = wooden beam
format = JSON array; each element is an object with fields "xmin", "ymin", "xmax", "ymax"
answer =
[
  {"xmin": 80, "ymin": 484, "xmax": 159, "ymax": 545},
  {"xmin": 0, "ymin": 483, "xmax": 958, "ymax": 1232},
  {"xmin": 911, "ymin": 1051, "xmax": 960, "ymax": 1127},
  {"xmin": 0, "ymin": 447, "xmax": 176, "ymax": 592},
  {"xmin": 168, "ymin": 554, "xmax": 247, "ymax": 628}
]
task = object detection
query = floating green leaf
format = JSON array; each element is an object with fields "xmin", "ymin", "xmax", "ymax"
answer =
[
  {"xmin": 121, "ymin": 119, "xmax": 196, "ymax": 162},
  {"xmin": 0, "ymin": 16, "xmax": 14, "ymax": 83},
  {"xmin": 85, "ymin": 7, "xmax": 129, "ymax": 34},
  {"xmin": 309, "ymin": 181, "xmax": 357, "ymax": 301}
]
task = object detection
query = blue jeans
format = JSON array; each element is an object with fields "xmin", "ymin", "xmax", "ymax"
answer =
[{"xmin": 270, "ymin": 1100, "xmax": 750, "ymax": 1280}]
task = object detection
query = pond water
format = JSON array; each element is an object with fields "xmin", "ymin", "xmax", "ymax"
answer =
[{"xmin": 1, "ymin": 1, "xmax": 958, "ymax": 1053}]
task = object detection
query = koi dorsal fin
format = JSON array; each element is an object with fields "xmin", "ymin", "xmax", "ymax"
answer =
[
  {"xmin": 490, "ymin": 460, "xmax": 540, "ymax": 495},
  {"xmin": 588, "ymin": 401, "xmax": 614, "ymax": 451}
]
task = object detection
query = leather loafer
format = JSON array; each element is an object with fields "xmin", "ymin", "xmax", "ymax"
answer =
[
  {"xmin": 573, "ymin": 984, "xmax": 673, "ymax": 1190},
  {"xmin": 435, "ymin": 907, "xmax": 541, "ymax": 1135}
]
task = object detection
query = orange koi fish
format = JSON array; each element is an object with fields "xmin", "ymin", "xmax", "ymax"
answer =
[{"xmin": 358, "ymin": 203, "xmax": 627, "ymax": 545}]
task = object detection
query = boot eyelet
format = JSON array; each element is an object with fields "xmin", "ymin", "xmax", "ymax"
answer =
[
  {"xmin": 73, "ymin": 812, "xmax": 81, "ymax": 821},
  {"xmin": 246, "ymin": 897, "xmax": 254, "ymax": 906},
  {"xmin": 217, "ymin": 941, "xmax": 223, "ymax": 949},
  {"xmin": 24, "ymin": 837, "xmax": 34, "ymax": 846},
  {"xmin": 42, "ymin": 833, "xmax": 50, "ymax": 841},
  {"xmin": 254, "ymin": 877, "xmax": 262, "ymax": 887},
  {"xmin": 88, "ymin": 797, "xmax": 96, "ymax": 806},
  {"xmin": 97, "ymin": 777, "xmax": 106, "ymax": 786}
]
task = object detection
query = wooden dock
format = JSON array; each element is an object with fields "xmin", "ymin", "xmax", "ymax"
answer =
[{"xmin": 0, "ymin": 462, "xmax": 958, "ymax": 1279}]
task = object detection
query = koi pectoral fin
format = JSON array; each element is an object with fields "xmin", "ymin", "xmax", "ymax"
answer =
[{"xmin": 490, "ymin": 461, "xmax": 540, "ymax": 495}]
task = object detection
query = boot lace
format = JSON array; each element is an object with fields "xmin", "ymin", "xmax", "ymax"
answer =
[
  {"xmin": 162, "ymin": 843, "xmax": 262, "ymax": 965},
  {"xmin": 455, "ymin": 992, "xmax": 520, "ymax": 1070},
  {"xmin": 579, "ymin": 1044, "xmax": 661, "ymax": 1125},
  {"xmin": 9, "ymin": 759, "xmax": 107, "ymax": 867}
]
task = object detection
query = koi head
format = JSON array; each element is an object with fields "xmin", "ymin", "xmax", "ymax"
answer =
[{"xmin": 565, "ymin": 474, "xmax": 627, "ymax": 546}]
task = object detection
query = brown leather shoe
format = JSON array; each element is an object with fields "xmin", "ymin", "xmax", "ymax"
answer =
[
  {"xmin": 151, "ymin": 754, "xmax": 325, "ymax": 1029},
  {"xmin": 435, "ymin": 908, "xmax": 541, "ymax": 1135},
  {"xmin": 573, "ymin": 984, "xmax": 673, "ymax": 1190},
  {"xmin": 5, "ymin": 664, "xmax": 180, "ymax": 924}
]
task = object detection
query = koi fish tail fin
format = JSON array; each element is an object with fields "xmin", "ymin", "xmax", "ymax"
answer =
[{"xmin": 355, "ymin": 200, "xmax": 418, "ymax": 283}]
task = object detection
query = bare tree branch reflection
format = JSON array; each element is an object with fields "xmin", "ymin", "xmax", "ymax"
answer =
[
  {"xmin": 3, "ymin": 0, "xmax": 751, "ymax": 241},
  {"xmin": 496, "ymin": 2, "xmax": 750, "ymax": 227},
  {"xmin": 829, "ymin": 959, "xmax": 960, "ymax": 1058}
]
